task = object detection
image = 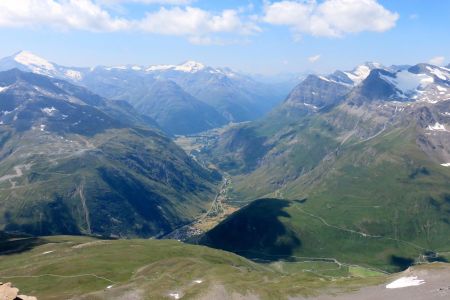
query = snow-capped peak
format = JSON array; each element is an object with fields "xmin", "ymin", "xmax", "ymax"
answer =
[
  {"xmin": 145, "ymin": 60, "xmax": 207, "ymax": 73},
  {"xmin": 13, "ymin": 51, "xmax": 55, "ymax": 71},
  {"xmin": 146, "ymin": 64, "xmax": 175, "ymax": 72},
  {"xmin": 174, "ymin": 61, "xmax": 206, "ymax": 73},
  {"xmin": 344, "ymin": 62, "xmax": 383, "ymax": 85}
]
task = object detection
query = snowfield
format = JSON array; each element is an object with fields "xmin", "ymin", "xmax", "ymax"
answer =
[
  {"xmin": 427, "ymin": 122, "xmax": 448, "ymax": 132},
  {"xmin": 41, "ymin": 107, "xmax": 57, "ymax": 116},
  {"xmin": 386, "ymin": 276, "xmax": 425, "ymax": 289}
]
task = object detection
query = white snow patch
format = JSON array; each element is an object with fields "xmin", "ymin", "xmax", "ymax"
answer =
[
  {"xmin": 0, "ymin": 86, "xmax": 10, "ymax": 93},
  {"xmin": 440, "ymin": 163, "xmax": 450, "ymax": 167},
  {"xmin": 42, "ymin": 250, "xmax": 54, "ymax": 255},
  {"xmin": 146, "ymin": 64, "xmax": 175, "ymax": 72},
  {"xmin": 318, "ymin": 75, "xmax": 331, "ymax": 82},
  {"xmin": 381, "ymin": 71, "xmax": 434, "ymax": 95},
  {"xmin": 193, "ymin": 280, "xmax": 203, "ymax": 284},
  {"xmin": 436, "ymin": 85, "xmax": 447, "ymax": 92},
  {"xmin": 427, "ymin": 66, "xmax": 448, "ymax": 81},
  {"xmin": 106, "ymin": 285, "xmax": 114, "ymax": 289},
  {"xmin": 105, "ymin": 66, "xmax": 127, "ymax": 71},
  {"xmin": 344, "ymin": 65, "xmax": 371, "ymax": 85},
  {"xmin": 386, "ymin": 276, "xmax": 425, "ymax": 289},
  {"xmin": 427, "ymin": 122, "xmax": 448, "ymax": 132},
  {"xmin": 65, "ymin": 70, "xmax": 83, "ymax": 81},
  {"xmin": 131, "ymin": 66, "xmax": 142, "ymax": 71},
  {"xmin": 14, "ymin": 51, "xmax": 55, "ymax": 72},
  {"xmin": 303, "ymin": 102, "xmax": 318, "ymax": 110},
  {"xmin": 174, "ymin": 61, "xmax": 205, "ymax": 73},
  {"xmin": 41, "ymin": 107, "xmax": 57, "ymax": 116},
  {"xmin": 169, "ymin": 292, "xmax": 181, "ymax": 299},
  {"xmin": 40, "ymin": 124, "xmax": 46, "ymax": 131}
]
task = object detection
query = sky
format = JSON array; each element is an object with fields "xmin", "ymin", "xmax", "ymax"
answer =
[{"xmin": 0, "ymin": 0, "xmax": 449, "ymax": 75}]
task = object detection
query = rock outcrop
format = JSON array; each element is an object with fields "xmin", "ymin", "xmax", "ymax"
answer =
[{"xmin": 0, "ymin": 282, "xmax": 37, "ymax": 300}]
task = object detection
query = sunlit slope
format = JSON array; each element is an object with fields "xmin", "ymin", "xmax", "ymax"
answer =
[
  {"xmin": 0, "ymin": 235, "xmax": 388, "ymax": 300},
  {"xmin": 201, "ymin": 121, "xmax": 450, "ymax": 272}
]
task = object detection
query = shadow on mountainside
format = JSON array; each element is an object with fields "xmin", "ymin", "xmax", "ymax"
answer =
[
  {"xmin": 0, "ymin": 231, "xmax": 46, "ymax": 255},
  {"xmin": 199, "ymin": 198, "xmax": 301, "ymax": 261}
]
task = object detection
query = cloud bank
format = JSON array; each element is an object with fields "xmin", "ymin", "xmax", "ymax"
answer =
[
  {"xmin": 0, "ymin": 0, "xmax": 399, "ymax": 44},
  {"xmin": 263, "ymin": 0, "xmax": 399, "ymax": 38}
]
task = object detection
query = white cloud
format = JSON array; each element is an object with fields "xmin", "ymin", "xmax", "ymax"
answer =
[
  {"xmin": 263, "ymin": 0, "xmax": 399, "ymax": 38},
  {"xmin": 0, "ymin": 0, "xmax": 397, "ymax": 45},
  {"xmin": 98, "ymin": 0, "xmax": 194, "ymax": 5},
  {"xmin": 0, "ymin": 0, "xmax": 258, "ymax": 44},
  {"xmin": 308, "ymin": 54, "xmax": 321, "ymax": 63},
  {"xmin": 0, "ymin": 0, "xmax": 129, "ymax": 31},
  {"xmin": 429, "ymin": 56, "xmax": 445, "ymax": 66},
  {"xmin": 138, "ymin": 7, "xmax": 260, "ymax": 38}
]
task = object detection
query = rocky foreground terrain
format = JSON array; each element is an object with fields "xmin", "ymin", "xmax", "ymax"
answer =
[{"xmin": 0, "ymin": 282, "xmax": 36, "ymax": 300}]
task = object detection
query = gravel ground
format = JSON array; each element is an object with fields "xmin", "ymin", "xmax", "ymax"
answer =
[{"xmin": 293, "ymin": 263, "xmax": 450, "ymax": 300}]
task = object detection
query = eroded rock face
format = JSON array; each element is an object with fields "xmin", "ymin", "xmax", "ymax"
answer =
[{"xmin": 0, "ymin": 282, "xmax": 37, "ymax": 300}]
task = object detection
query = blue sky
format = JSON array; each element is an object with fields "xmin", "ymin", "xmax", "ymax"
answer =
[{"xmin": 0, "ymin": 0, "xmax": 448, "ymax": 74}]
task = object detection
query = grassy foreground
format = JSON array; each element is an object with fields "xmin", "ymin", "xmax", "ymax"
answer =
[{"xmin": 0, "ymin": 235, "xmax": 389, "ymax": 299}]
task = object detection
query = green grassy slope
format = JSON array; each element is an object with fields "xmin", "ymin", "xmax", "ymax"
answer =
[
  {"xmin": 199, "ymin": 101, "xmax": 450, "ymax": 272},
  {"xmin": 0, "ymin": 127, "xmax": 220, "ymax": 237},
  {"xmin": 0, "ymin": 69, "xmax": 221, "ymax": 237},
  {"xmin": 0, "ymin": 235, "xmax": 388, "ymax": 300}
]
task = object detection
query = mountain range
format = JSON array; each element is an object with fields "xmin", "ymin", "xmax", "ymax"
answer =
[
  {"xmin": 197, "ymin": 62, "xmax": 450, "ymax": 271},
  {"xmin": 0, "ymin": 51, "xmax": 291, "ymax": 135},
  {"xmin": 1, "ymin": 51, "xmax": 450, "ymax": 273},
  {"xmin": 0, "ymin": 68, "xmax": 220, "ymax": 237}
]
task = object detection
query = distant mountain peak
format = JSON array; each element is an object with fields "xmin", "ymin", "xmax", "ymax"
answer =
[
  {"xmin": 174, "ymin": 60, "xmax": 206, "ymax": 73},
  {"xmin": 146, "ymin": 60, "xmax": 206, "ymax": 73},
  {"xmin": 13, "ymin": 50, "xmax": 55, "ymax": 71},
  {"xmin": 343, "ymin": 62, "xmax": 384, "ymax": 85}
]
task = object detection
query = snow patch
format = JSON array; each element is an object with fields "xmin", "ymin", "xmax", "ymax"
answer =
[
  {"xmin": 42, "ymin": 251, "xmax": 54, "ymax": 255},
  {"xmin": 104, "ymin": 66, "xmax": 127, "ymax": 71},
  {"xmin": 381, "ymin": 71, "xmax": 434, "ymax": 96},
  {"xmin": 65, "ymin": 70, "xmax": 83, "ymax": 81},
  {"xmin": 344, "ymin": 65, "xmax": 371, "ymax": 85},
  {"xmin": 440, "ymin": 163, "xmax": 450, "ymax": 167},
  {"xmin": 41, "ymin": 107, "xmax": 57, "ymax": 116},
  {"xmin": 386, "ymin": 276, "xmax": 425, "ymax": 289},
  {"xmin": 106, "ymin": 285, "xmax": 114, "ymax": 289},
  {"xmin": 426, "ymin": 66, "xmax": 448, "ymax": 81},
  {"xmin": 40, "ymin": 124, "xmax": 46, "ymax": 131},
  {"xmin": 303, "ymin": 102, "xmax": 318, "ymax": 110},
  {"xmin": 14, "ymin": 51, "xmax": 55, "ymax": 71},
  {"xmin": 0, "ymin": 86, "xmax": 10, "ymax": 93},
  {"xmin": 174, "ymin": 61, "xmax": 205, "ymax": 73},
  {"xmin": 146, "ymin": 64, "xmax": 175, "ymax": 72},
  {"xmin": 427, "ymin": 122, "xmax": 448, "ymax": 132},
  {"xmin": 318, "ymin": 75, "xmax": 331, "ymax": 82},
  {"xmin": 169, "ymin": 292, "xmax": 181, "ymax": 299},
  {"xmin": 436, "ymin": 85, "xmax": 447, "ymax": 92},
  {"xmin": 193, "ymin": 280, "xmax": 203, "ymax": 284}
]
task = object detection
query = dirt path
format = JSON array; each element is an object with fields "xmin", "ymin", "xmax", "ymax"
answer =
[
  {"xmin": 0, "ymin": 164, "xmax": 32, "ymax": 187},
  {"xmin": 292, "ymin": 204, "xmax": 427, "ymax": 251}
]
